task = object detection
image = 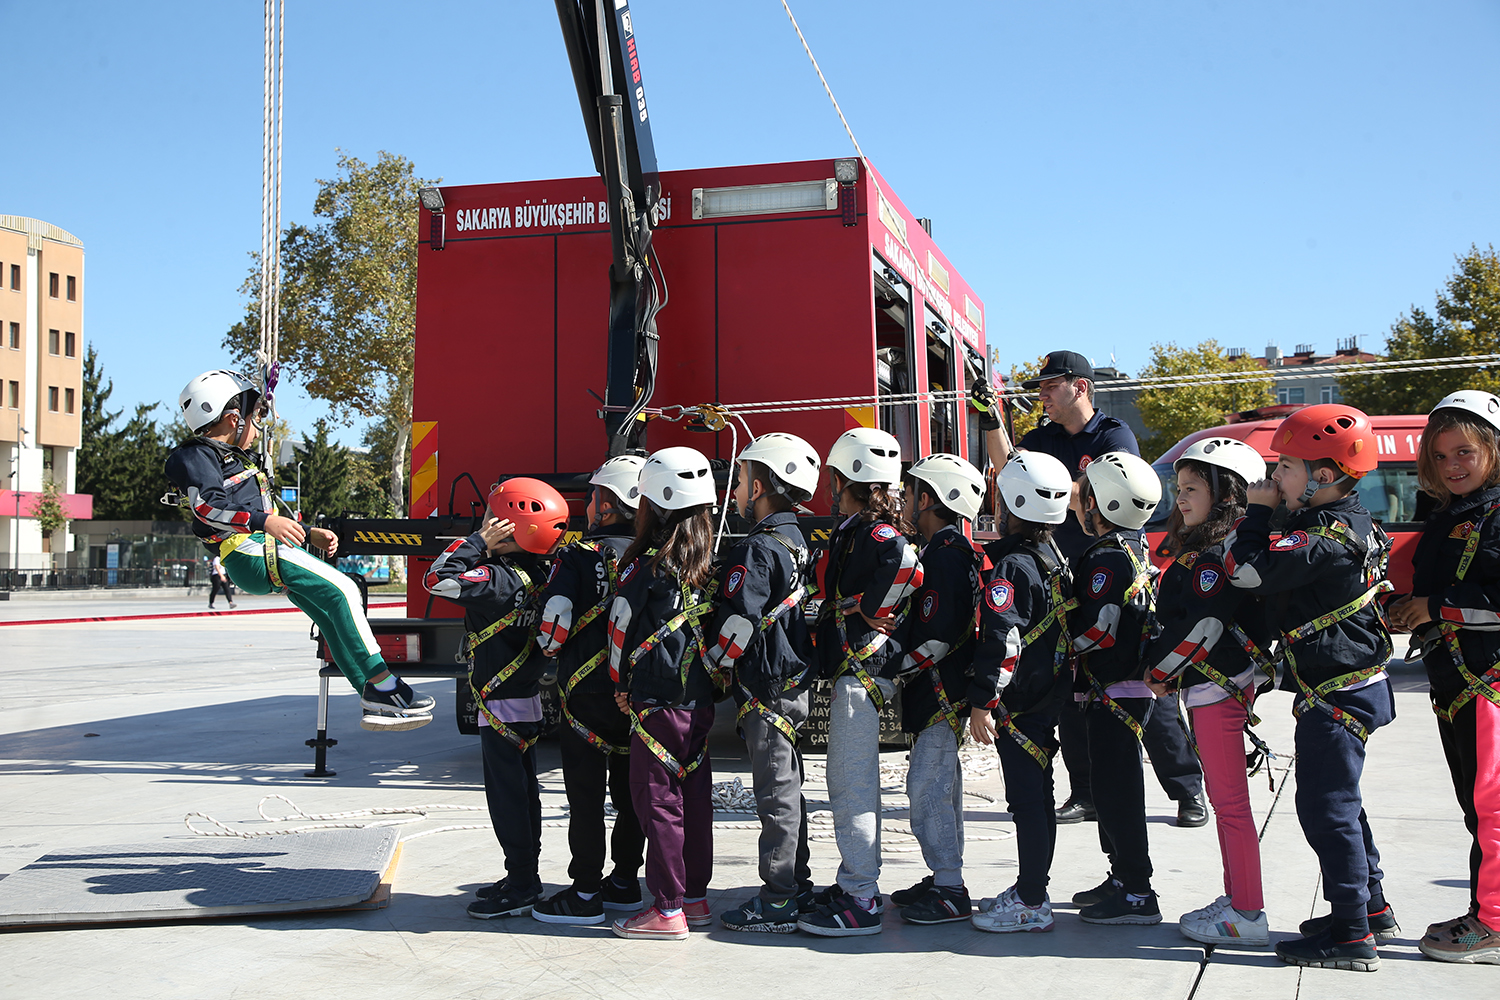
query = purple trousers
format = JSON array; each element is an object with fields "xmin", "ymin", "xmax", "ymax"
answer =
[{"xmin": 629, "ymin": 701, "xmax": 715, "ymax": 911}]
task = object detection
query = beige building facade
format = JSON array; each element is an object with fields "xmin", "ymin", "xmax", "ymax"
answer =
[{"xmin": 1, "ymin": 215, "xmax": 85, "ymax": 572}]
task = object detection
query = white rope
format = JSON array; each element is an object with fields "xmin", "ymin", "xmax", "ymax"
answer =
[{"xmin": 255, "ymin": 0, "xmax": 286, "ymax": 465}]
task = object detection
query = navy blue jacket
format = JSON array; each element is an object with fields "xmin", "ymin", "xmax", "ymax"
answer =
[
  {"xmin": 164, "ymin": 437, "xmax": 274, "ymax": 552},
  {"xmin": 1071, "ymin": 530, "xmax": 1153, "ymax": 691},
  {"xmin": 969, "ymin": 533, "xmax": 1073, "ymax": 717},
  {"xmin": 536, "ymin": 524, "xmax": 635, "ymax": 698},
  {"xmin": 608, "ymin": 555, "xmax": 716, "ymax": 707},
  {"xmin": 895, "ymin": 524, "xmax": 984, "ymax": 733},
  {"xmin": 814, "ymin": 512, "xmax": 924, "ymax": 681},
  {"xmin": 1018, "ymin": 411, "xmax": 1139, "ymax": 564},
  {"xmin": 1145, "ymin": 540, "xmax": 1273, "ymax": 695},
  {"xmin": 424, "ymin": 532, "xmax": 546, "ymax": 700}
]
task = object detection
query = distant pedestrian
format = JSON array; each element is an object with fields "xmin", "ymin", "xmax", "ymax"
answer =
[{"xmin": 208, "ymin": 555, "xmax": 237, "ymax": 610}]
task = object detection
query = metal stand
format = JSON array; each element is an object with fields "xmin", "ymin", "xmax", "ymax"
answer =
[{"xmin": 304, "ymin": 668, "xmax": 338, "ymax": 777}]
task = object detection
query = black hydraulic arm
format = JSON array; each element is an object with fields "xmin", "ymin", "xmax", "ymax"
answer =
[{"xmin": 555, "ymin": 0, "xmax": 664, "ymax": 456}]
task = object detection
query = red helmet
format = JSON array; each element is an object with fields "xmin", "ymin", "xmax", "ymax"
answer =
[
  {"xmin": 1272, "ymin": 404, "xmax": 1378, "ymax": 475},
  {"xmin": 487, "ymin": 478, "xmax": 570, "ymax": 554}
]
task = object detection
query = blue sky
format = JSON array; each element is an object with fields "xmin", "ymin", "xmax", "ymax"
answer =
[{"xmin": 4, "ymin": 0, "xmax": 1497, "ymax": 444}]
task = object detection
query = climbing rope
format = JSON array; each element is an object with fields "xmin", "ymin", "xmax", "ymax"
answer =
[{"xmin": 257, "ymin": 0, "xmax": 286, "ymax": 466}]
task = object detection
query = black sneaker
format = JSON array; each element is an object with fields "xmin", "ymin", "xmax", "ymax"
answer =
[
  {"xmin": 808, "ymin": 885, "xmax": 884, "ymax": 914},
  {"xmin": 1300, "ymin": 905, "xmax": 1400, "ymax": 942},
  {"xmin": 1276, "ymin": 929, "xmax": 1380, "ymax": 972},
  {"xmin": 467, "ymin": 881, "xmax": 542, "ymax": 919},
  {"xmin": 1079, "ymin": 886, "xmax": 1162, "ymax": 925},
  {"xmin": 1176, "ymin": 795, "xmax": 1209, "ymax": 828},
  {"xmin": 795, "ymin": 886, "xmax": 818, "ymax": 915},
  {"xmin": 890, "ymin": 875, "xmax": 935, "ymax": 907},
  {"xmin": 1071, "ymin": 875, "xmax": 1121, "ymax": 908},
  {"xmin": 797, "ymin": 889, "xmax": 883, "ymax": 937},
  {"xmin": 900, "ymin": 884, "xmax": 973, "ymax": 925},
  {"xmin": 1056, "ymin": 798, "xmax": 1097, "ymax": 824},
  {"xmin": 720, "ymin": 896, "xmax": 799, "ymax": 934},
  {"xmin": 600, "ymin": 875, "xmax": 643, "ymax": 912},
  {"xmin": 361, "ymin": 677, "xmax": 436, "ymax": 714},
  {"xmin": 530, "ymin": 885, "xmax": 606, "ymax": 925},
  {"xmin": 475, "ymin": 876, "xmax": 511, "ymax": 899}
]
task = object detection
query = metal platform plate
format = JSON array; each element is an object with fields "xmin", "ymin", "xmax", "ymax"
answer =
[{"xmin": 0, "ymin": 828, "xmax": 399, "ymax": 929}]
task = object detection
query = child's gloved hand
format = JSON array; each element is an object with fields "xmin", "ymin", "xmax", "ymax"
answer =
[
  {"xmin": 1246, "ymin": 479, "xmax": 1281, "ymax": 508},
  {"xmin": 481, "ymin": 517, "xmax": 515, "ymax": 553},
  {"xmin": 265, "ymin": 514, "xmax": 306, "ymax": 546}
]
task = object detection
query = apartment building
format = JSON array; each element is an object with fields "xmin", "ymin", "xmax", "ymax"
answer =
[{"xmin": 1, "ymin": 215, "xmax": 91, "ymax": 572}]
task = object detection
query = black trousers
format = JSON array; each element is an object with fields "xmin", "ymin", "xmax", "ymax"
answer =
[
  {"xmin": 559, "ymin": 691, "xmax": 645, "ymax": 892},
  {"xmin": 1086, "ymin": 697, "xmax": 1153, "ymax": 893},
  {"xmin": 1294, "ymin": 680, "xmax": 1394, "ymax": 918},
  {"xmin": 209, "ymin": 575, "xmax": 235, "ymax": 606},
  {"xmin": 995, "ymin": 711, "xmax": 1060, "ymax": 906},
  {"xmin": 1059, "ymin": 690, "xmax": 1203, "ymax": 804},
  {"xmin": 480, "ymin": 722, "xmax": 543, "ymax": 886}
]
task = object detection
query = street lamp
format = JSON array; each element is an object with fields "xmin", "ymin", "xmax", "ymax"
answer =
[{"xmin": 8, "ymin": 416, "xmax": 28, "ymax": 577}]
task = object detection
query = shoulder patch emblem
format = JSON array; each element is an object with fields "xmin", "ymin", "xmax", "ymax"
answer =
[
  {"xmin": 725, "ymin": 565, "xmax": 748, "ymax": 597},
  {"xmin": 871, "ymin": 523, "xmax": 900, "ymax": 542},
  {"xmin": 920, "ymin": 591, "xmax": 939, "ymax": 621},
  {"xmin": 462, "ymin": 566, "xmax": 493, "ymax": 581},
  {"xmin": 986, "ymin": 579, "xmax": 1014, "ymax": 614},
  {"xmin": 619, "ymin": 558, "xmax": 640, "ymax": 584},
  {"xmin": 1450, "ymin": 521, "xmax": 1475, "ymax": 540},
  {"xmin": 1272, "ymin": 530, "xmax": 1311, "ymax": 551},
  {"xmin": 1077, "ymin": 455, "xmax": 1093, "ymax": 472},
  {"xmin": 1195, "ymin": 563, "xmax": 1224, "ymax": 597},
  {"xmin": 1089, "ymin": 568, "xmax": 1113, "ymax": 596}
]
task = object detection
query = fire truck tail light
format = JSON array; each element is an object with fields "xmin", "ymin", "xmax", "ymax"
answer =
[
  {"xmin": 692, "ymin": 179, "xmax": 838, "ymax": 220},
  {"xmin": 376, "ymin": 633, "xmax": 421, "ymax": 663}
]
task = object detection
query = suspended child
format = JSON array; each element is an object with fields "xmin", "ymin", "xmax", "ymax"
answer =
[
  {"xmin": 710, "ymin": 433, "xmax": 822, "ymax": 933},
  {"xmin": 606, "ymin": 447, "xmax": 720, "ymax": 941},
  {"xmin": 1227, "ymin": 404, "xmax": 1396, "ymax": 972},
  {"xmin": 967, "ymin": 451, "xmax": 1074, "ymax": 934},
  {"xmin": 1143, "ymin": 437, "xmax": 1275, "ymax": 947},
  {"xmin": 165, "ymin": 369, "xmax": 434, "ymax": 730},
  {"xmin": 530, "ymin": 456, "xmax": 648, "ymax": 925},
  {"xmin": 797, "ymin": 428, "xmax": 923, "ymax": 938},
  {"xmin": 1390, "ymin": 391, "xmax": 1500, "ymax": 966},
  {"xmin": 425, "ymin": 478, "xmax": 570, "ymax": 919},
  {"xmin": 887, "ymin": 453, "xmax": 987, "ymax": 926}
]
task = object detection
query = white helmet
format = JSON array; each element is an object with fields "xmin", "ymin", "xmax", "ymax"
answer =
[
  {"xmin": 997, "ymin": 451, "xmax": 1073, "ymax": 525},
  {"xmin": 589, "ymin": 455, "xmax": 647, "ymax": 512},
  {"xmin": 179, "ymin": 369, "xmax": 258, "ymax": 433},
  {"xmin": 737, "ymin": 432, "xmax": 821, "ymax": 502},
  {"xmin": 1173, "ymin": 437, "xmax": 1266, "ymax": 488},
  {"xmin": 827, "ymin": 427, "xmax": 902, "ymax": 487},
  {"xmin": 637, "ymin": 446, "xmax": 716, "ymax": 511},
  {"xmin": 1431, "ymin": 390, "xmax": 1500, "ymax": 432},
  {"xmin": 908, "ymin": 453, "xmax": 986, "ymax": 521},
  {"xmin": 1083, "ymin": 451, "xmax": 1162, "ymax": 530}
]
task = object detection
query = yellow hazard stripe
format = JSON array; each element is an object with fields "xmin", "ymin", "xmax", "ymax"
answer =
[{"xmin": 352, "ymin": 530, "xmax": 425, "ymax": 547}]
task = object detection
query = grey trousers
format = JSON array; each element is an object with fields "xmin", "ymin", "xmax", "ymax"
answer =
[
  {"xmin": 827, "ymin": 674, "xmax": 897, "ymax": 899},
  {"xmin": 907, "ymin": 721, "xmax": 965, "ymax": 887},
  {"xmin": 740, "ymin": 688, "xmax": 813, "ymax": 902}
]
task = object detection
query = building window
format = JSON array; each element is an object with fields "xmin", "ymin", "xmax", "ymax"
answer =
[
  {"xmin": 65, "ymin": 331, "xmax": 76, "ymax": 357},
  {"xmin": 48, "ymin": 386, "xmax": 59, "ymax": 411},
  {"xmin": 1320, "ymin": 385, "xmax": 1333, "ymax": 404},
  {"xmin": 42, "ymin": 446, "xmax": 54, "ymax": 473},
  {"xmin": 9, "ymin": 264, "xmax": 19, "ymax": 290},
  {"xmin": 66, "ymin": 275, "xmax": 77, "ymax": 301},
  {"xmin": 65, "ymin": 388, "xmax": 75, "ymax": 414},
  {"xmin": 6, "ymin": 381, "xmax": 16, "ymax": 409},
  {"xmin": 7, "ymin": 322, "xmax": 16, "ymax": 350},
  {"xmin": 1277, "ymin": 387, "xmax": 1307, "ymax": 405},
  {"xmin": 49, "ymin": 273, "xmax": 59, "ymax": 298},
  {"xmin": 48, "ymin": 329, "xmax": 60, "ymax": 355}
]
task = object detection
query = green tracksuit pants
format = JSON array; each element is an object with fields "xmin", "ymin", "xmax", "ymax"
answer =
[{"xmin": 221, "ymin": 532, "xmax": 386, "ymax": 691}]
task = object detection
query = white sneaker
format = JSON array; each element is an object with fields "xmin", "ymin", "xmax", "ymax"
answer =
[
  {"xmin": 1179, "ymin": 895, "xmax": 1232, "ymax": 923},
  {"xmin": 970, "ymin": 886, "xmax": 1054, "ymax": 934},
  {"xmin": 1180, "ymin": 906, "xmax": 1269, "ymax": 947}
]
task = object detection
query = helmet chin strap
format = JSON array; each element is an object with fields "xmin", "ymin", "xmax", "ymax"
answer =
[{"xmin": 1299, "ymin": 459, "xmax": 1350, "ymax": 505}]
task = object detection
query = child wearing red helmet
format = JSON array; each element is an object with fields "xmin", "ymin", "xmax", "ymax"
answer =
[
  {"xmin": 1226, "ymin": 404, "xmax": 1398, "ymax": 971},
  {"xmin": 425, "ymin": 477, "xmax": 570, "ymax": 920}
]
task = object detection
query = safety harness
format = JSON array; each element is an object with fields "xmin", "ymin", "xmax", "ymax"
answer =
[
  {"xmin": 1431, "ymin": 500, "xmax": 1500, "ymax": 722},
  {"xmin": 213, "ymin": 460, "xmax": 295, "ymax": 591},
  {"xmin": 909, "ymin": 534, "xmax": 987, "ymax": 742},
  {"xmin": 1076, "ymin": 536, "xmax": 1154, "ymax": 741},
  {"xmin": 627, "ymin": 573, "xmax": 714, "ymax": 780},
  {"xmin": 1282, "ymin": 519, "xmax": 1394, "ymax": 744},
  {"xmin": 733, "ymin": 530, "xmax": 814, "ymax": 746},
  {"xmin": 823, "ymin": 520, "xmax": 914, "ymax": 710},
  {"xmin": 998, "ymin": 539, "xmax": 1076, "ymax": 769},
  {"xmin": 559, "ymin": 540, "xmax": 631, "ymax": 755},
  {"xmin": 464, "ymin": 564, "xmax": 543, "ymax": 752}
]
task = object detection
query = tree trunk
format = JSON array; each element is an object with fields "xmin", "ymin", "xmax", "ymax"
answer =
[{"xmin": 388, "ymin": 383, "xmax": 413, "ymax": 518}]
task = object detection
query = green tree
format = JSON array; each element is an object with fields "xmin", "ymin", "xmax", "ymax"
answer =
[
  {"xmin": 225, "ymin": 150, "xmax": 439, "ymax": 516},
  {"xmin": 30, "ymin": 475, "xmax": 66, "ymax": 569},
  {"xmin": 278, "ymin": 418, "xmax": 351, "ymax": 521},
  {"xmin": 1339, "ymin": 245, "xmax": 1500, "ymax": 414},
  {"xmin": 1135, "ymin": 340, "xmax": 1275, "ymax": 461},
  {"xmin": 75, "ymin": 347, "xmax": 181, "ymax": 521},
  {"xmin": 1001, "ymin": 354, "xmax": 1050, "ymax": 440}
]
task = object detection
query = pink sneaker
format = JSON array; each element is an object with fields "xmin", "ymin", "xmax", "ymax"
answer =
[
  {"xmin": 683, "ymin": 899, "xmax": 713, "ymax": 927},
  {"xmin": 612, "ymin": 907, "xmax": 689, "ymax": 940}
]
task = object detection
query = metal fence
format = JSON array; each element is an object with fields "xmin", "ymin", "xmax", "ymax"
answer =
[{"xmin": 0, "ymin": 565, "xmax": 198, "ymax": 592}]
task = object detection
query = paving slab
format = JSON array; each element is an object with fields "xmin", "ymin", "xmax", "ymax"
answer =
[{"xmin": 0, "ymin": 609, "xmax": 1491, "ymax": 999}]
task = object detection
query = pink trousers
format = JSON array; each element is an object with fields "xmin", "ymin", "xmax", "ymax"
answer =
[{"xmin": 1191, "ymin": 695, "xmax": 1264, "ymax": 911}]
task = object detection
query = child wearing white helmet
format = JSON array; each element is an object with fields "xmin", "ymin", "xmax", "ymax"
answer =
[
  {"xmin": 967, "ymin": 450, "xmax": 1074, "ymax": 934},
  {"xmin": 711, "ymin": 433, "xmax": 821, "ymax": 933},
  {"xmin": 1068, "ymin": 451, "xmax": 1166, "ymax": 926},
  {"xmin": 1142, "ymin": 437, "xmax": 1275, "ymax": 946},
  {"xmin": 885, "ymin": 453, "xmax": 986, "ymax": 926},
  {"xmin": 1390, "ymin": 390, "xmax": 1500, "ymax": 964},
  {"xmin": 605, "ymin": 446, "xmax": 719, "ymax": 941},
  {"xmin": 164, "ymin": 369, "xmax": 435, "ymax": 731},
  {"xmin": 798, "ymin": 427, "xmax": 924, "ymax": 937},
  {"xmin": 530, "ymin": 455, "xmax": 648, "ymax": 926}
]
